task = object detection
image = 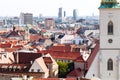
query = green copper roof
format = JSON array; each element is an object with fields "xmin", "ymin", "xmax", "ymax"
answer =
[
  {"xmin": 99, "ymin": 1, "xmax": 120, "ymax": 8},
  {"xmin": 99, "ymin": 4, "xmax": 120, "ymax": 8}
]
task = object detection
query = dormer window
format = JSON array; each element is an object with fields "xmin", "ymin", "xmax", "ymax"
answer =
[
  {"xmin": 37, "ymin": 69, "xmax": 40, "ymax": 72},
  {"xmin": 108, "ymin": 21, "xmax": 113, "ymax": 35},
  {"xmin": 31, "ymin": 69, "xmax": 34, "ymax": 72}
]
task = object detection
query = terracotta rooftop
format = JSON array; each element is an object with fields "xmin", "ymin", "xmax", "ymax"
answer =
[
  {"xmin": 1, "ymin": 72, "xmax": 43, "ymax": 77},
  {"xmin": 30, "ymin": 34, "xmax": 41, "ymax": 42},
  {"xmin": 43, "ymin": 57, "xmax": 52, "ymax": 63},
  {"xmin": 4, "ymin": 48, "xmax": 19, "ymax": 52},
  {"xmin": 12, "ymin": 45, "xmax": 23, "ymax": 49},
  {"xmin": 48, "ymin": 45, "xmax": 71, "ymax": 52},
  {"xmin": 14, "ymin": 52, "xmax": 42, "ymax": 64},
  {"xmin": 86, "ymin": 41, "xmax": 99, "ymax": 70},
  {"xmin": 80, "ymin": 78, "xmax": 90, "ymax": 80},
  {"xmin": 0, "ymin": 42, "xmax": 11, "ymax": 48},
  {"xmin": 0, "ymin": 64, "xmax": 31, "ymax": 72},
  {"xmin": 33, "ymin": 78, "xmax": 77, "ymax": 80},
  {"xmin": 74, "ymin": 56, "xmax": 85, "ymax": 62},
  {"xmin": 38, "ymin": 50, "xmax": 81, "ymax": 60},
  {"xmin": 67, "ymin": 68, "xmax": 84, "ymax": 77}
]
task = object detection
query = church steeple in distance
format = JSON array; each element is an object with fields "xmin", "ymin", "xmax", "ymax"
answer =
[{"xmin": 99, "ymin": 0, "xmax": 120, "ymax": 8}]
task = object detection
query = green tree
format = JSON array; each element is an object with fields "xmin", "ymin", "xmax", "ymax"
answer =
[
  {"xmin": 57, "ymin": 61, "xmax": 68, "ymax": 78},
  {"xmin": 57, "ymin": 61, "xmax": 74, "ymax": 78}
]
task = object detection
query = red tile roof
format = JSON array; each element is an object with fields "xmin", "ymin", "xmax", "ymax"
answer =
[
  {"xmin": 80, "ymin": 78, "xmax": 90, "ymax": 80},
  {"xmin": 0, "ymin": 42, "xmax": 11, "ymax": 48},
  {"xmin": 10, "ymin": 40, "xmax": 18, "ymax": 45},
  {"xmin": 5, "ymin": 48, "xmax": 19, "ymax": 52},
  {"xmin": 74, "ymin": 56, "xmax": 85, "ymax": 62},
  {"xmin": 0, "ymin": 64, "xmax": 31, "ymax": 72},
  {"xmin": 86, "ymin": 41, "xmax": 99, "ymax": 70},
  {"xmin": 16, "ymin": 52, "xmax": 42, "ymax": 64},
  {"xmin": 43, "ymin": 57, "xmax": 52, "ymax": 63},
  {"xmin": 67, "ymin": 68, "xmax": 84, "ymax": 77},
  {"xmin": 30, "ymin": 34, "xmax": 41, "ymax": 42},
  {"xmin": 33, "ymin": 78, "xmax": 77, "ymax": 80},
  {"xmin": 12, "ymin": 45, "xmax": 23, "ymax": 48},
  {"xmin": 38, "ymin": 50, "xmax": 81, "ymax": 60},
  {"xmin": 48, "ymin": 45, "xmax": 71, "ymax": 52}
]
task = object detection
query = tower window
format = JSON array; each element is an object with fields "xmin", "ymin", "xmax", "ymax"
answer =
[
  {"xmin": 108, "ymin": 21, "xmax": 113, "ymax": 35},
  {"xmin": 107, "ymin": 58, "xmax": 113, "ymax": 71}
]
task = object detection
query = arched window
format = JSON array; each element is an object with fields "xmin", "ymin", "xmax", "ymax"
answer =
[
  {"xmin": 108, "ymin": 21, "xmax": 113, "ymax": 35},
  {"xmin": 107, "ymin": 58, "xmax": 113, "ymax": 71}
]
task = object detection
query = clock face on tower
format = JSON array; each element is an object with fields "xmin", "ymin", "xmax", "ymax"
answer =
[{"xmin": 108, "ymin": 39, "xmax": 113, "ymax": 43}]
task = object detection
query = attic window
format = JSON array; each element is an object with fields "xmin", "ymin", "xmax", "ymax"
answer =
[
  {"xmin": 31, "ymin": 69, "xmax": 34, "ymax": 72},
  {"xmin": 37, "ymin": 69, "xmax": 40, "ymax": 72}
]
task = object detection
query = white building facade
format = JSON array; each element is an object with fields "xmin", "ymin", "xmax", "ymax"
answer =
[
  {"xmin": 58, "ymin": 35, "xmax": 74, "ymax": 44},
  {"xmin": 86, "ymin": 0, "xmax": 120, "ymax": 80}
]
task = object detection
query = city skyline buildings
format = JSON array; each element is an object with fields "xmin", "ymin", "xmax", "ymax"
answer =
[
  {"xmin": 58, "ymin": 7, "xmax": 63, "ymax": 18},
  {"xmin": 0, "ymin": 0, "xmax": 101, "ymax": 17},
  {"xmin": 19, "ymin": 13, "xmax": 33, "ymax": 25},
  {"xmin": 58, "ymin": 7, "xmax": 66, "ymax": 18},
  {"xmin": 73, "ymin": 9, "xmax": 78, "ymax": 21}
]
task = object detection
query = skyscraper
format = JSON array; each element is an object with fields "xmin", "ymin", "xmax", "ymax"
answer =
[
  {"xmin": 19, "ymin": 13, "xmax": 33, "ymax": 25},
  {"xmin": 64, "ymin": 11, "xmax": 66, "ymax": 17},
  {"xmin": 73, "ymin": 9, "xmax": 78, "ymax": 21},
  {"xmin": 58, "ymin": 7, "xmax": 62, "ymax": 18}
]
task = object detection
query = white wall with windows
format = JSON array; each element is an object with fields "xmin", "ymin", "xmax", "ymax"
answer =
[{"xmin": 58, "ymin": 35, "xmax": 74, "ymax": 44}]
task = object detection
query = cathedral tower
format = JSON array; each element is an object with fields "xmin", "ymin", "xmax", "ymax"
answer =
[
  {"xmin": 99, "ymin": 0, "xmax": 120, "ymax": 80},
  {"xmin": 85, "ymin": 1, "xmax": 120, "ymax": 80}
]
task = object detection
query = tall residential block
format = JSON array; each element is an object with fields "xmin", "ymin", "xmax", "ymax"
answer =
[
  {"xmin": 73, "ymin": 9, "xmax": 78, "ymax": 21},
  {"xmin": 58, "ymin": 7, "xmax": 63, "ymax": 18},
  {"xmin": 19, "ymin": 13, "xmax": 33, "ymax": 25}
]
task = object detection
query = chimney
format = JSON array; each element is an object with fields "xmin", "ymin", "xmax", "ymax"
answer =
[{"xmin": 30, "ymin": 61, "xmax": 33, "ymax": 64}]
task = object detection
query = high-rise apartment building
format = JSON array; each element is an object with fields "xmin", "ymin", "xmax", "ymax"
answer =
[
  {"xmin": 19, "ymin": 13, "xmax": 33, "ymax": 25},
  {"xmin": 64, "ymin": 11, "xmax": 66, "ymax": 17},
  {"xmin": 58, "ymin": 7, "xmax": 62, "ymax": 18},
  {"xmin": 58, "ymin": 7, "xmax": 67, "ymax": 22},
  {"xmin": 73, "ymin": 9, "xmax": 78, "ymax": 21}
]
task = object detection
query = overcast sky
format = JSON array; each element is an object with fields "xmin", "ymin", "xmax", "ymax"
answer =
[{"xmin": 0, "ymin": 0, "xmax": 101, "ymax": 17}]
